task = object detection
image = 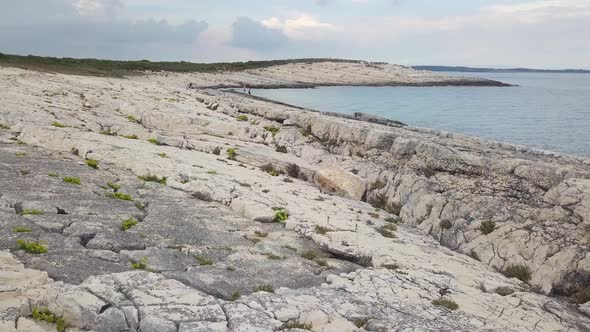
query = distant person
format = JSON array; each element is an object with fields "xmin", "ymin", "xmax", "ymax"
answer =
[
  {"xmin": 242, "ymin": 84, "xmax": 246, "ymax": 93},
  {"xmin": 248, "ymin": 88, "xmax": 251, "ymax": 95}
]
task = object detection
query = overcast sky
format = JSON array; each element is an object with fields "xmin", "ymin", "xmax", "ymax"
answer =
[{"xmin": 0, "ymin": 0, "xmax": 588, "ymax": 68}]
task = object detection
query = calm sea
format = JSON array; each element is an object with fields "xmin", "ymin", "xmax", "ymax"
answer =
[{"xmin": 252, "ymin": 72, "xmax": 590, "ymax": 158}]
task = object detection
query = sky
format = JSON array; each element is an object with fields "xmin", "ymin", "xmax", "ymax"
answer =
[{"xmin": 0, "ymin": 0, "xmax": 588, "ymax": 68}]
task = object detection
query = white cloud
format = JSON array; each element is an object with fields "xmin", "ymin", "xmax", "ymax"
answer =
[
  {"xmin": 261, "ymin": 14, "xmax": 335, "ymax": 40},
  {"xmin": 72, "ymin": 0, "xmax": 122, "ymax": 16}
]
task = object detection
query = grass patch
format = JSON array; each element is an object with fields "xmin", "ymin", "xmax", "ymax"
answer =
[
  {"xmin": 255, "ymin": 231, "xmax": 268, "ymax": 238},
  {"xmin": 121, "ymin": 134, "xmax": 138, "ymax": 140},
  {"xmin": 264, "ymin": 125, "xmax": 280, "ymax": 137},
  {"xmin": 120, "ymin": 217, "xmax": 138, "ymax": 231},
  {"xmin": 31, "ymin": 308, "xmax": 66, "ymax": 332},
  {"xmin": 253, "ymin": 284, "xmax": 274, "ymax": 293},
  {"xmin": 261, "ymin": 163, "xmax": 280, "ymax": 176},
  {"xmin": 138, "ymin": 174, "xmax": 167, "ymax": 185},
  {"xmin": 0, "ymin": 123, "xmax": 10, "ymax": 129},
  {"xmin": 301, "ymin": 250, "xmax": 317, "ymax": 261},
  {"xmin": 47, "ymin": 173, "xmax": 59, "ymax": 177},
  {"xmin": 16, "ymin": 152, "xmax": 27, "ymax": 157},
  {"xmin": 265, "ymin": 253, "xmax": 283, "ymax": 260},
  {"xmin": 131, "ymin": 257, "xmax": 148, "ymax": 270},
  {"xmin": 272, "ymin": 208, "xmax": 289, "ymax": 223},
  {"xmin": 377, "ymin": 224, "xmax": 396, "ymax": 238},
  {"xmin": 107, "ymin": 181, "xmax": 120, "ymax": 191},
  {"xmin": 20, "ymin": 209, "xmax": 44, "ymax": 216},
  {"xmin": 432, "ymin": 297, "xmax": 459, "ymax": 310},
  {"xmin": 314, "ymin": 225, "xmax": 329, "ymax": 235},
  {"xmin": 157, "ymin": 153, "xmax": 167, "ymax": 158},
  {"xmin": 230, "ymin": 290, "xmax": 241, "ymax": 301},
  {"xmin": 51, "ymin": 121, "xmax": 66, "ymax": 128},
  {"xmin": 106, "ymin": 192, "xmax": 133, "ymax": 201},
  {"xmin": 195, "ymin": 254, "xmax": 214, "ymax": 266},
  {"xmin": 12, "ymin": 227, "xmax": 32, "ymax": 233},
  {"xmin": 85, "ymin": 159, "xmax": 99, "ymax": 169},
  {"xmin": 502, "ymin": 264, "xmax": 532, "ymax": 283},
  {"xmin": 127, "ymin": 115, "xmax": 141, "ymax": 124},
  {"xmin": 148, "ymin": 138, "xmax": 160, "ymax": 145},
  {"xmin": 17, "ymin": 239, "xmax": 47, "ymax": 254},
  {"xmin": 227, "ymin": 147, "xmax": 238, "ymax": 160},
  {"xmin": 236, "ymin": 115, "xmax": 248, "ymax": 121},
  {"xmin": 282, "ymin": 321, "xmax": 312, "ymax": 330},
  {"xmin": 207, "ymin": 169, "xmax": 217, "ymax": 175},
  {"xmin": 478, "ymin": 221, "xmax": 496, "ymax": 235},
  {"xmin": 100, "ymin": 128, "xmax": 116, "ymax": 136},
  {"xmin": 63, "ymin": 177, "xmax": 81, "ymax": 185}
]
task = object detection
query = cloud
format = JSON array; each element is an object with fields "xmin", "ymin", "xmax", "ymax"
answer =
[
  {"xmin": 229, "ymin": 17, "xmax": 287, "ymax": 50},
  {"xmin": 261, "ymin": 14, "xmax": 335, "ymax": 40},
  {"xmin": 72, "ymin": 0, "xmax": 122, "ymax": 16}
]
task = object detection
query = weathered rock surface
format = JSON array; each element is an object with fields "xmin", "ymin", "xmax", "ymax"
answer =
[{"xmin": 0, "ymin": 65, "xmax": 589, "ymax": 331}]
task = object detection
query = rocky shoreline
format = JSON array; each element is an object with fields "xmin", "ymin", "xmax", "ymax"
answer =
[{"xmin": 0, "ymin": 62, "xmax": 589, "ymax": 331}]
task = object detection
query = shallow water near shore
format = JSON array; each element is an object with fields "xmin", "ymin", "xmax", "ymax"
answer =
[{"xmin": 253, "ymin": 72, "xmax": 590, "ymax": 158}]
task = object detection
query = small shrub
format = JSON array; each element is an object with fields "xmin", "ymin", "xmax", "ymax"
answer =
[
  {"xmin": 20, "ymin": 209, "xmax": 44, "ymax": 216},
  {"xmin": 106, "ymin": 192, "xmax": 133, "ymax": 201},
  {"xmin": 120, "ymin": 218, "xmax": 138, "ymax": 231},
  {"xmin": 377, "ymin": 224, "xmax": 396, "ymax": 238},
  {"xmin": 301, "ymin": 250, "xmax": 317, "ymax": 260},
  {"xmin": 121, "ymin": 134, "xmax": 138, "ymax": 140},
  {"xmin": 107, "ymin": 182, "xmax": 120, "ymax": 191},
  {"xmin": 180, "ymin": 179, "xmax": 190, "ymax": 184},
  {"xmin": 494, "ymin": 286, "xmax": 515, "ymax": 296},
  {"xmin": 479, "ymin": 221, "xmax": 496, "ymax": 235},
  {"xmin": 31, "ymin": 308, "xmax": 66, "ymax": 332},
  {"xmin": 85, "ymin": 159, "xmax": 99, "ymax": 169},
  {"xmin": 265, "ymin": 253, "xmax": 283, "ymax": 260},
  {"xmin": 230, "ymin": 290, "xmax": 241, "ymax": 301},
  {"xmin": 261, "ymin": 163, "xmax": 280, "ymax": 176},
  {"xmin": 263, "ymin": 125, "xmax": 280, "ymax": 137},
  {"xmin": 0, "ymin": 123, "xmax": 10, "ymax": 129},
  {"xmin": 227, "ymin": 147, "xmax": 238, "ymax": 160},
  {"xmin": 47, "ymin": 173, "xmax": 59, "ymax": 177},
  {"xmin": 255, "ymin": 231, "xmax": 268, "ymax": 238},
  {"xmin": 51, "ymin": 121, "xmax": 66, "ymax": 128},
  {"xmin": 17, "ymin": 239, "xmax": 47, "ymax": 254},
  {"xmin": 300, "ymin": 124, "xmax": 313, "ymax": 137},
  {"xmin": 314, "ymin": 258, "xmax": 328, "ymax": 267},
  {"xmin": 138, "ymin": 174, "xmax": 167, "ymax": 185},
  {"xmin": 432, "ymin": 297, "xmax": 459, "ymax": 310},
  {"xmin": 275, "ymin": 145, "xmax": 287, "ymax": 153},
  {"xmin": 12, "ymin": 227, "xmax": 32, "ymax": 233},
  {"xmin": 63, "ymin": 177, "xmax": 81, "ymax": 185},
  {"xmin": 273, "ymin": 208, "xmax": 289, "ymax": 223},
  {"xmin": 207, "ymin": 169, "xmax": 217, "ymax": 175},
  {"xmin": 212, "ymin": 147, "xmax": 221, "ymax": 155},
  {"xmin": 253, "ymin": 284, "xmax": 274, "ymax": 293},
  {"xmin": 127, "ymin": 115, "xmax": 141, "ymax": 124},
  {"xmin": 195, "ymin": 254, "xmax": 213, "ymax": 265},
  {"xmin": 131, "ymin": 257, "xmax": 148, "ymax": 270},
  {"xmin": 236, "ymin": 115, "xmax": 248, "ymax": 121},
  {"xmin": 148, "ymin": 138, "xmax": 160, "ymax": 145},
  {"xmin": 282, "ymin": 321, "xmax": 312, "ymax": 330},
  {"xmin": 368, "ymin": 212, "xmax": 380, "ymax": 219},
  {"xmin": 440, "ymin": 220, "xmax": 453, "ymax": 230},
  {"xmin": 286, "ymin": 163, "xmax": 300, "ymax": 178},
  {"xmin": 314, "ymin": 225, "xmax": 329, "ymax": 235},
  {"xmin": 100, "ymin": 128, "xmax": 115, "ymax": 136},
  {"xmin": 502, "ymin": 264, "xmax": 532, "ymax": 283},
  {"xmin": 157, "ymin": 153, "xmax": 167, "ymax": 158}
]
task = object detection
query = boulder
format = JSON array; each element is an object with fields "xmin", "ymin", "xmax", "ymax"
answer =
[{"xmin": 314, "ymin": 166, "xmax": 366, "ymax": 200}]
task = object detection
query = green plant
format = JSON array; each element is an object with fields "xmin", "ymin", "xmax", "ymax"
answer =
[
  {"xmin": 157, "ymin": 153, "xmax": 167, "ymax": 158},
  {"xmin": 138, "ymin": 174, "xmax": 167, "ymax": 185},
  {"xmin": 100, "ymin": 128, "xmax": 116, "ymax": 136},
  {"xmin": 121, "ymin": 134, "xmax": 138, "ymax": 139},
  {"xmin": 148, "ymin": 138, "xmax": 160, "ymax": 145},
  {"xmin": 265, "ymin": 253, "xmax": 283, "ymax": 260},
  {"xmin": 275, "ymin": 145, "xmax": 287, "ymax": 153},
  {"xmin": 12, "ymin": 227, "xmax": 32, "ymax": 233},
  {"xmin": 63, "ymin": 177, "xmax": 81, "ymax": 185},
  {"xmin": 236, "ymin": 115, "xmax": 248, "ymax": 121},
  {"xmin": 207, "ymin": 169, "xmax": 217, "ymax": 175},
  {"xmin": 31, "ymin": 308, "xmax": 66, "ymax": 332},
  {"xmin": 502, "ymin": 264, "xmax": 532, "ymax": 283},
  {"xmin": 255, "ymin": 231, "xmax": 268, "ymax": 238},
  {"xmin": 85, "ymin": 159, "xmax": 99, "ymax": 169},
  {"xmin": 285, "ymin": 163, "xmax": 300, "ymax": 178},
  {"xmin": 432, "ymin": 297, "xmax": 459, "ymax": 310},
  {"xmin": 195, "ymin": 254, "xmax": 213, "ymax": 265},
  {"xmin": 0, "ymin": 123, "xmax": 10, "ymax": 129},
  {"xmin": 440, "ymin": 220, "xmax": 453, "ymax": 230},
  {"xmin": 16, "ymin": 152, "xmax": 27, "ymax": 157},
  {"xmin": 261, "ymin": 163, "xmax": 280, "ymax": 176},
  {"xmin": 377, "ymin": 224, "xmax": 396, "ymax": 238},
  {"xmin": 17, "ymin": 239, "xmax": 47, "ymax": 254},
  {"xmin": 368, "ymin": 212, "xmax": 380, "ymax": 219},
  {"xmin": 301, "ymin": 250, "xmax": 317, "ymax": 260},
  {"xmin": 47, "ymin": 173, "xmax": 59, "ymax": 177},
  {"xmin": 314, "ymin": 258, "xmax": 328, "ymax": 267},
  {"xmin": 264, "ymin": 125, "xmax": 280, "ymax": 137},
  {"xmin": 131, "ymin": 257, "xmax": 148, "ymax": 270},
  {"xmin": 253, "ymin": 284, "xmax": 274, "ymax": 293},
  {"xmin": 314, "ymin": 225, "xmax": 329, "ymax": 235},
  {"xmin": 227, "ymin": 147, "xmax": 238, "ymax": 160},
  {"xmin": 106, "ymin": 192, "xmax": 133, "ymax": 201},
  {"xmin": 282, "ymin": 321, "xmax": 312, "ymax": 330},
  {"xmin": 51, "ymin": 121, "xmax": 66, "ymax": 128},
  {"xmin": 479, "ymin": 221, "xmax": 497, "ymax": 235},
  {"xmin": 127, "ymin": 115, "xmax": 141, "ymax": 124},
  {"xmin": 107, "ymin": 181, "xmax": 120, "ymax": 191},
  {"xmin": 230, "ymin": 290, "xmax": 241, "ymax": 301},
  {"xmin": 20, "ymin": 209, "xmax": 44, "ymax": 216},
  {"xmin": 120, "ymin": 217, "xmax": 138, "ymax": 231},
  {"xmin": 273, "ymin": 208, "xmax": 289, "ymax": 223}
]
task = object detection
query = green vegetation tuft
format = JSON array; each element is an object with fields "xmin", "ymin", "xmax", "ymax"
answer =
[
  {"xmin": 502, "ymin": 264, "xmax": 532, "ymax": 283},
  {"xmin": 107, "ymin": 181, "xmax": 120, "ymax": 191},
  {"xmin": 432, "ymin": 297, "xmax": 459, "ymax": 310},
  {"xmin": 148, "ymin": 138, "xmax": 160, "ymax": 145},
  {"xmin": 314, "ymin": 225, "xmax": 329, "ymax": 235},
  {"xmin": 207, "ymin": 169, "xmax": 217, "ymax": 175},
  {"xmin": 0, "ymin": 123, "xmax": 10, "ymax": 129},
  {"xmin": 253, "ymin": 284, "xmax": 274, "ymax": 293},
  {"xmin": 16, "ymin": 152, "xmax": 27, "ymax": 157},
  {"xmin": 261, "ymin": 163, "xmax": 280, "ymax": 176},
  {"xmin": 273, "ymin": 208, "xmax": 289, "ymax": 223},
  {"xmin": 31, "ymin": 308, "xmax": 66, "ymax": 332},
  {"xmin": 195, "ymin": 254, "xmax": 214, "ymax": 266},
  {"xmin": 63, "ymin": 177, "xmax": 81, "ymax": 185},
  {"xmin": 85, "ymin": 159, "xmax": 99, "ymax": 169},
  {"xmin": 12, "ymin": 227, "xmax": 32, "ymax": 233},
  {"xmin": 263, "ymin": 125, "xmax": 280, "ymax": 138},
  {"xmin": 17, "ymin": 239, "xmax": 47, "ymax": 254},
  {"xmin": 106, "ymin": 192, "xmax": 133, "ymax": 201},
  {"xmin": 131, "ymin": 257, "xmax": 148, "ymax": 270},
  {"xmin": 227, "ymin": 147, "xmax": 238, "ymax": 160},
  {"xmin": 138, "ymin": 174, "xmax": 167, "ymax": 185},
  {"xmin": 230, "ymin": 290, "xmax": 241, "ymax": 301},
  {"xmin": 51, "ymin": 121, "xmax": 66, "ymax": 128},
  {"xmin": 377, "ymin": 224, "xmax": 396, "ymax": 238},
  {"xmin": 126, "ymin": 115, "xmax": 141, "ymax": 124},
  {"xmin": 478, "ymin": 221, "xmax": 497, "ymax": 235},
  {"xmin": 20, "ymin": 209, "xmax": 44, "ymax": 216},
  {"xmin": 282, "ymin": 321, "xmax": 313, "ymax": 330},
  {"xmin": 47, "ymin": 173, "xmax": 59, "ymax": 177},
  {"xmin": 236, "ymin": 115, "xmax": 249, "ymax": 121},
  {"xmin": 100, "ymin": 128, "xmax": 116, "ymax": 136},
  {"xmin": 121, "ymin": 134, "xmax": 138, "ymax": 140},
  {"xmin": 120, "ymin": 217, "xmax": 139, "ymax": 231},
  {"xmin": 301, "ymin": 250, "xmax": 318, "ymax": 261},
  {"xmin": 157, "ymin": 152, "xmax": 167, "ymax": 158},
  {"xmin": 254, "ymin": 231, "xmax": 268, "ymax": 238}
]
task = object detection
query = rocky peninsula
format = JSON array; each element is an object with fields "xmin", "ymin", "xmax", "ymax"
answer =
[{"xmin": 0, "ymin": 61, "xmax": 588, "ymax": 331}]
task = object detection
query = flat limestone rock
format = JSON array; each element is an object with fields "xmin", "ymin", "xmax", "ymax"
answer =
[{"xmin": 314, "ymin": 166, "xmax": 366, "ymax": 200}]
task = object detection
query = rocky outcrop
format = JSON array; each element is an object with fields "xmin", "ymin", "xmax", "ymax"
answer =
[{"xmin": 0, "ymin": 66, "xmax": 589, "ymax": 331}]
